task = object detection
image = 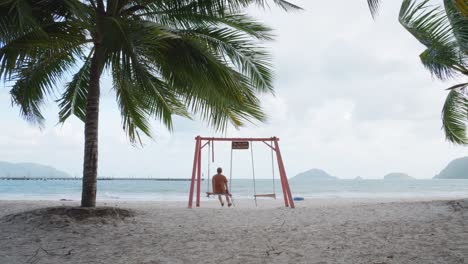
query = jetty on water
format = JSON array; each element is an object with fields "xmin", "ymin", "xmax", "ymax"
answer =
[{"xmin": 0, "ymin": 177, "xmax": 200, "ymax": 181}]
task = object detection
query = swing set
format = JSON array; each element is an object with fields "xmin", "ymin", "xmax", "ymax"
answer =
[{"xmin": 188, "ymin": 136, "xmax": 295, "ymax": 208}]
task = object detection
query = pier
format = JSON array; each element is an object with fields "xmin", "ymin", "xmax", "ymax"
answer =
[{"xmin": 0, "ymin": 177, "xmax": 202, "ymax": 181}]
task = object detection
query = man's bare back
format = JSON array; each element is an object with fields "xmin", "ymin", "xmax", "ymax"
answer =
[
  {"xmin": 212, "ymin": 174, "xmax": 227, "ymax": 193},
  {"xmin": 212, "ymin": 168, "xmax": 231, "ymax": 207}
]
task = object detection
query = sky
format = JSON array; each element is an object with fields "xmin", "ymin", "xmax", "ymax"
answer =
[{"xmin": 0, "ymin": 0, "xmax": 466, "ymax": 179}]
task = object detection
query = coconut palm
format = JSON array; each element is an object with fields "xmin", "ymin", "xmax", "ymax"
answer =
[
  {"xmin": 367, "ymin": 0, "xmax": 468, "ymax": 145},
  {"xmin": 0, "ymin": 0, "xmax": 300, "ymax": 207}
]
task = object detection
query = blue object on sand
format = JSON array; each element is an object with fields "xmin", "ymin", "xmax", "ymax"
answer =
[{"xmin": 293, "ymin": 197, "xmax": 304, "ymax": 201}]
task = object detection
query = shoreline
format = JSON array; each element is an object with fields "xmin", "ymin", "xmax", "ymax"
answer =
[
  {"xmin": 1, "ymin": 196, "xmax": 468, "ymax": 216},
  {"xmin": 1, "ymin": 193, "xmax": 468, "ymax": 203},
  {"xmin": 0, "ymin": 195, "xmax": 466, "ymax": 205}
]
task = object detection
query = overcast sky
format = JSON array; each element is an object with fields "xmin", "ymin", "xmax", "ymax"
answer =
[{"xmin": 0, "ymin": 0, "xmax": 466, "ymax": 179}]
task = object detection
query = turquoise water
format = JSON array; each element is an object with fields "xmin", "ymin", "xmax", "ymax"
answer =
[{"xmin": 1, "ymin": 179, "xmax": 468, "ymax": 201}]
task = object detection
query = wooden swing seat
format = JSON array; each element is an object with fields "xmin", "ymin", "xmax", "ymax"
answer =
[
  {"xmin": 254, "ymin": 193, "xmax": 276, "ymax": 199},
  {"xmin": 206, "ymin": 192, "xmax": 231, "ymax": 197}
]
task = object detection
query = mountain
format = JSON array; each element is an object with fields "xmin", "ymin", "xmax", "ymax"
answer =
[
  {"xmin": 434, "ymin": 157, "xmax": 468, "ymax": 179},
  {"xmin": 383, "ymin": 172, "xmax": 414, "ymax": 180},
  {"xmin": 0, "ymin": 162, "xmax": 71, "ymax": 178},
  {"xmin": 292, "ymin": 169, "xmax": 338, "ymax": 181}
]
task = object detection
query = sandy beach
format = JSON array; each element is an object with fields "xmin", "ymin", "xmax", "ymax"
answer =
[{"xmin": 0, "ymin": 198, "xmax": 467, "ymax": 264}]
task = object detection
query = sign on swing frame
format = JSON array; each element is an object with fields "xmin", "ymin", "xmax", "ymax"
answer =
[{"xmin": 232, "ymin": 141, "xmax": 249, "ymax": 149}]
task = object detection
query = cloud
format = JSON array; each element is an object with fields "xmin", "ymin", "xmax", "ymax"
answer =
[{"xmin": 0, "ymin": 0, "xmax": 465, "ymax": 180}]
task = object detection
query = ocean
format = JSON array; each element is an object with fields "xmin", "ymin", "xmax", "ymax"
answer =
[{"xmin": 1, "ymin": 178, "xmax": 468, "ymax": 201}]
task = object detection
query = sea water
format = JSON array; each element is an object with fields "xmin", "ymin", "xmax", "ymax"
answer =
[{"xmin": 1, "ymin": 178, "xmax": 468, "ymax": 201}]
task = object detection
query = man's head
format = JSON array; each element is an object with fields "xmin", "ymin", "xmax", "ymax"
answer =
[{"xmin": 217, "ymin": 167, "xmax": 222, "ymax": 173}]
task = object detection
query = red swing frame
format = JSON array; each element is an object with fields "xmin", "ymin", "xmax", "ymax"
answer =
[{"xmin": 188, "ymin": 136, "xmax": 295, "ymax": 208}]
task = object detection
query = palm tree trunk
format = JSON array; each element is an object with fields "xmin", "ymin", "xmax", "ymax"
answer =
[{"xmin": 81, "ymin": 46, "xmax": 105, "ymax": 207}]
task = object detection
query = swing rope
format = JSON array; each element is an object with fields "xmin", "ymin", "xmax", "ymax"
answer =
[
  {"xmin": 207, "ymin": 141, "xmax": 211, "ymax": 193},
  {"xmin": 251, "ymin": 141, "xmax": 257, "ymax": 207},
  {"xmin": 229, "ymin": 148, "xmax": 233, "ymax": 194}
]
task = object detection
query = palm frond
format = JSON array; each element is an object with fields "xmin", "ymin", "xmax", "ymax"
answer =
[
  {"xmin": 399, "ymin": 0, "xmax": 467, "ymax": 79},
  {"xmin": 146, "ymin": 0, "xmax": 302, "ymax": 14},
  {"xmin": 218, "ymin": 14, "xmax": 274, "ymax": 40},
  {"xmin": 419, "ymin": 42, "xmax": 462, "ymax": 80},
  {"xmin": 399, "ymin": 0, "xmax": 451, "ymax": 47},
  {"xmin": 9, "ymin": 48, "xmax": 79, "ymax": 125},
  {"xmin": 179, "ymin": 26, "xmax": 273, "ymax": 91},
  {"xmin": 142, "ymin": 8, "xmax": 274, "ymax": 41},
  {"xmin": 368, "ymin": 0, "xmax": 381, "ymax": 18},
  {"xmin": 0, "ymin": 22, "xmax": 87, "ymax": 80},
  {"xmin": 58, "ymin": 51, "xmax": 93, "ymax": 123},
  {"xmin": 446, "ymin": 82, "xmax": 468, "ymax": 90},
  {"xmin": 442, "ymin": 85, "xmax": 468, "ymax": 145},
  {"xmin": 444, "ymin": 0, "xmax": 468, "ymax": 54},
  {"xmin": 112, "ymin": 62, "xmax": 153, "ymax": 144},
  {"xmin": 0, "ymin": 0, "xmax": 44, "ymax": 42},
  {"xmin": 103, "ymin": 17, "xmax": 188, "ymax": 142},
  {"xmin": 0, "ymin": 0, "xmax": 92, "ymax": 43},
  {"xmin": 151, "ymin": 32, "xmax": 268, "ymax": 130},
  {"xmin": 103, "ymin": 15, "xmax": 272, "ymax": 132},
  {"xmin": 267, "ymin": 0, "xmax": 302, "ymax": 11}
]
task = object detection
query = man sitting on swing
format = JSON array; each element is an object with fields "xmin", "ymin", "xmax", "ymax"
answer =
[{"xmin": 212, "ymin": 167, "xmax": 232, "ymax": 207}]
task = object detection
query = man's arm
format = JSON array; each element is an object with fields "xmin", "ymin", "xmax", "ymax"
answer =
[{"xmin": 224, "ymin": 176, "xmax": 230, "ymax": 195}]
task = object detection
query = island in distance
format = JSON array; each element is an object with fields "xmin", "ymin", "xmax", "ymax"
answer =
[
  {"xmin": 292, "ymin": 169, "xmax": 416, "ymax": 180},
  {"xmin": 291, "ymin": 169, "xmax": 338, "ymax": 181},
  {"xmin": 0, "ymin": 161, "xmax": 71, "ymax": 178},
  {"xmin": 383, "ymin": 172, "xmax": 414, "ymax": 180},
  {"xmin": 292, "ymin": 169, "xmax": 414, "ymax": 181},
  {"xmin": 293, "ymin": 156, "xmax": 468, "ymax": 181},
  {"xmin": 434, "ymin": 156, "xmax": 468, "ymax": 179}
]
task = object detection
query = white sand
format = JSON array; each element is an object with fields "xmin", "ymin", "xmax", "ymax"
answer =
[{"xmin": 0, "ymin": 198, "xmax": 467, "ymax": 264}]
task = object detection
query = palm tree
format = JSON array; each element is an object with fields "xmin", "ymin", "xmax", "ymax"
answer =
[
  {"xmin": 0, "ymin": 0, "xmax": 300, "ymax": 207},
  {"xmin": 368, "ymin": 0, "xmax": 468, "ymax": 145}
]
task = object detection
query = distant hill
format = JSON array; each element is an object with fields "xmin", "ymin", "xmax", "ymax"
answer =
[
  {"xmin": 0, "ymin": 162, "xmax": 71, "ymax": 178},
  {"xmin": 434, "ymin": 157, "xmax": 468, "ymax": 179},
  {"xmin": 383, "ymin": 172, "xmax": 414, "ymax": 180},
  {"xmin": 292, "ymin": 169, "xmax": 338, "ymax": 181}
]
